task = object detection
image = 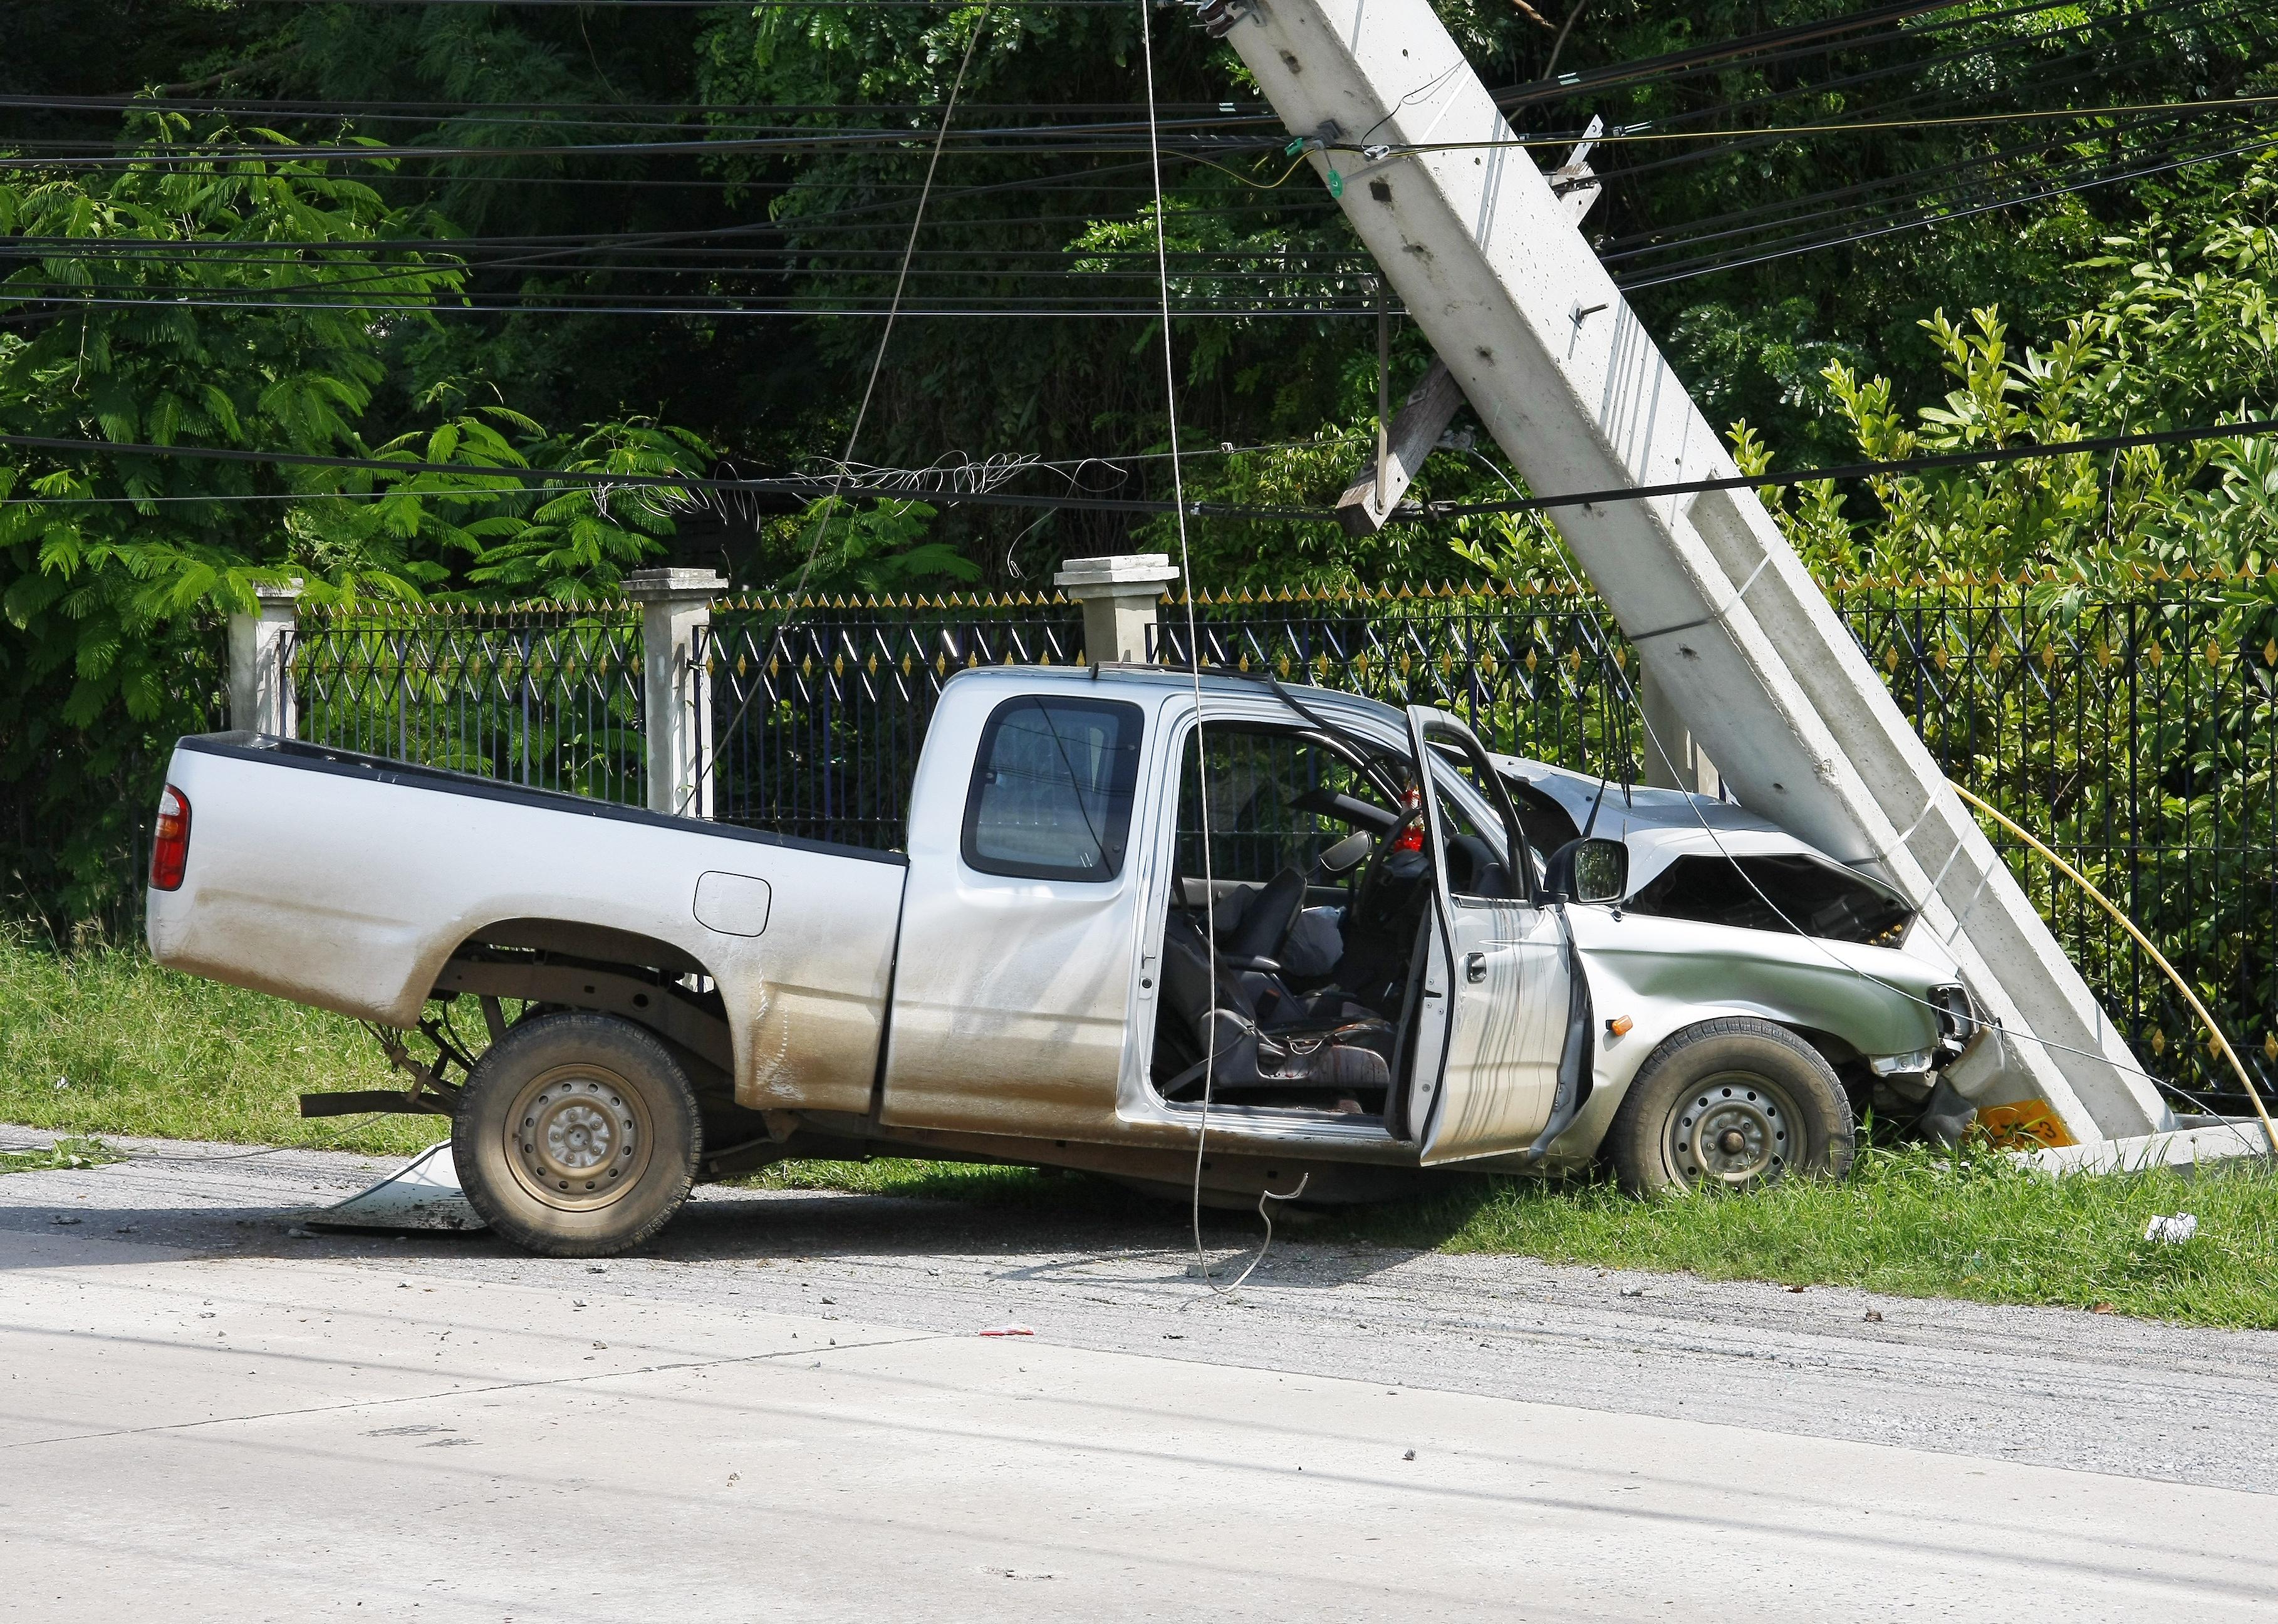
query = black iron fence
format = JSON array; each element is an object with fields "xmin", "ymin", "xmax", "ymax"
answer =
[
  {"xmin": 1839, "ymin": 573, "xmax": 2278, "ymax": 1118},
  {"xmin": 697, "ymin": 593, "xmax": 1083, "ymax": 846},
  {"xmin": 291, "ymin": 601, "xmax": 647, "ymax": 805},
  {"xmin": 269, "ymin": 570, "xmax": 2278, "ymax": 1114},
  {"xmin": 1151, "ymin": 580, "xmax": 1643, "ymax": 772}
]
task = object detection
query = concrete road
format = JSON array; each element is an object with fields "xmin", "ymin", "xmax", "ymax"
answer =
[{"xmin": 3, "ymin": 1132, "xmax": 2274, "ymax": 1621}]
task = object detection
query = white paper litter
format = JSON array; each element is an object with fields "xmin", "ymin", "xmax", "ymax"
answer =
[{"xmin": 2143, "ymin": 1212, "xmax": 2198, "ymax": 1244}]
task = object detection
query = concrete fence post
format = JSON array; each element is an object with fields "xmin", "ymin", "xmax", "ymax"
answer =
[
  {"xmin": 227, "ymin": 578, "xmax": 303, "ymax": 737},
  {"xmin": 624, "ymin": 567, "xmax": 726, "ymax": 819},
  {"xmin": 1053, "ymin": 553, "xmax": 1184, "ymax": 665}
]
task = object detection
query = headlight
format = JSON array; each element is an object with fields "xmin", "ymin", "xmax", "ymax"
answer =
[
  {"xmin": 1927, "ymin": 983, "xmax": 1977, "ymax": 1059},
  {"xmin": 1868, "ymin": 1049, "xmax": 1935, "ymax": 1077}
]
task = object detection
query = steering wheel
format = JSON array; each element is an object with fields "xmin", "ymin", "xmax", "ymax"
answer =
[{"xmin": 1350, "ymin": 803, "xmax": 1425, "ymax": 929}]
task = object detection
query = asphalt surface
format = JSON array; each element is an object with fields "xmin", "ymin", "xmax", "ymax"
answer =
[{"xmin": 3, "ymin": 1128, "xmax": 2275, "ymax": 1620}]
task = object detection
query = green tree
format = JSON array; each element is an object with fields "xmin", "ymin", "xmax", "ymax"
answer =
[{"xmin": 0, "ymin": 121, "xmax": 709, "ymax": 925}]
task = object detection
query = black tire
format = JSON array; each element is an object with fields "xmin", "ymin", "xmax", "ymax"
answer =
[
  {"xmin": 452, "ymin": 1011, "xmax": 702, "ymax": 1257},
  {"xmin": 1606, "ymin": 1017, "xmax": 1854, "ymax": 1196}
]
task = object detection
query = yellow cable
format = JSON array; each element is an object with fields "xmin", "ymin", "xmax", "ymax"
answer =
[
  {"xmin": 1174, "ymin": 150, "xmax": 1313, "ymax": 189},
  {"xmin": 1947, "ymin": 779, "xmax": 2278, "ymax": 1160}
]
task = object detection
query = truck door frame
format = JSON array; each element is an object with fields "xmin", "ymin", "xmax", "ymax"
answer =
[{"xmin": 1405, "ymin": 707, "xmax": 1584, "ymax": 1164}]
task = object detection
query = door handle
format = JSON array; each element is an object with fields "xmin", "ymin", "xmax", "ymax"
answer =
[{"xmin": 1465, "ymin": 950, "xmax": 1488, "ymax": 984}]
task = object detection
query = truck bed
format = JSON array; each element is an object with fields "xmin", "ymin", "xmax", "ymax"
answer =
[{"xmin": 145, "ymin": 734, "xmax": 908, "ymax": 1113}]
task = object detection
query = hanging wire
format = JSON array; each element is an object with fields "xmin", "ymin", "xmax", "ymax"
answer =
[
  {"xmin": 1136, "ymin": 0, "xmax": 1312, "ymax": 1298},
  {"xmin": 674, "ymin": 3, "xmax": 996, "ymax": 816}
]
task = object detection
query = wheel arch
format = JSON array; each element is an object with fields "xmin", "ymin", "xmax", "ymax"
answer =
[{"xmin": 434, "ymin": 915, "xmax": 736, "ymax": 1085}]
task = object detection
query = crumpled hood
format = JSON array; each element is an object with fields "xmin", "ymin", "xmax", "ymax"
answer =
[{"xmin": 1488, "ymin": 754, "xmax": 1812, "ymax": 893}]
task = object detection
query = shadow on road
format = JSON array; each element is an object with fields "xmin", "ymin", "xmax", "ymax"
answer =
[{"xmin": 0, "ymin": 1164, "xmax": 1476, "ymax": 1292}]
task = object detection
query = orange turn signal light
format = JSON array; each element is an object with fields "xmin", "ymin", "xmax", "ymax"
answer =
[{"xmin": 1605, "ymin": 1015, "xmax": 1633, "ymax": 1038}]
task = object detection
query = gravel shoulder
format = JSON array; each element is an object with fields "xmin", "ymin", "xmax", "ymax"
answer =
[{"xmin": 6, "ymin": 1125, "xmax": 2274, "ymax": 1495}]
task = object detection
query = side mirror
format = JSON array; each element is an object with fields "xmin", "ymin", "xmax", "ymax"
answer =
[{"xmin": 1544, "ymin": 836, "xmax": 1628, "ymax": 905}]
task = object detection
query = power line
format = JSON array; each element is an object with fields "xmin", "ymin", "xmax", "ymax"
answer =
[
  {"xmin": 1422, "ymin": 416, "xmax": 2278, "ymax": 520},
  {"xmin": 8, "ymin": 118, "xmax": 2260, "ymax": 319},
  {"xmin": 1492, "ymin": 0, "xmax": 2123, "ymax": 112},
  {"xmin": 1601, "ymin": 0, "xmax": 2247, "ymax": 161},
  {"xmin": 1615, "ymin": 127, "xmax": 2278, "ymax": 291},
  {"xmin": 1346, "ymin": 93, "xmax": 2278, "ymax": 157},
  {"xmin": 12, "ymin": 91, "xmax": 2267, "ymax": 170},
  {"xmin": 1598, "ymin": 108, "xmax": 2235, "ymax": 268},
  {"xmin": 0, "ymin": 433, "xmax": 1370, "ymax": 506},
  {"xmin": 6, "ymin": 416, "xmax": 2274, "ymax": 525}
]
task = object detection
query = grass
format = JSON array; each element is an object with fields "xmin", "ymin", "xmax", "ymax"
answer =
[
  {"xmin": 0, "ymin": 930, "xmax": 442, "ymax": 1157},
  {"xmin": 6, "ymin": 933, "xmax": 2275, "ymax": 1328},
  {"xmin": 1360, "ymin": 1146, "xmax": 2278, "ymax": 1330}
]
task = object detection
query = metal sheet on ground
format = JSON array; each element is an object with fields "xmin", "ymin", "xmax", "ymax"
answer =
[{"xmin": 305, "ymin": 1140, "xmax": 487, "ymax": 1233}]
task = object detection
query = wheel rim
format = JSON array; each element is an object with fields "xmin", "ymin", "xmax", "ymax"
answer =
[
  {"xmin": 1666, "ymin": 1069, "xmax": 1799, "ymax": 1188},
  {"xmin": 503, "ymin": 1061, "xmax": 653, "ymax": 1212}
]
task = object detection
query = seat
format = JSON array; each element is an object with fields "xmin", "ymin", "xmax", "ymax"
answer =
[
  {"xmin": 1218, "ymin": 864, "xmax": 1306, "ymax": 964},
  {"xmin": 1154, "ymin": 908, "xmax": 1393, "ymax": 1103}
]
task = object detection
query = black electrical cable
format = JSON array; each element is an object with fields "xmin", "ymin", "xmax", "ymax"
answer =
[
  {"xmin": 7, "ymin": 415, "xmax": 2275, "ymax": 524},
  {"xmin": 1597, "ymin": 112, "xmax": 2257, "ymax": 273},
  {"xmin": 1592, "ymin": 104, "xmax": 2223, "ymax": 259},
  {"xmin": 1616, "ymin": 127, "xmax": 2278, "ymax": 291},
  {"xmin": 7, "ymin": 120, "xmax": 2258, "ymax": 318},
  {"xmin": 1492, "ymin": 0, "xmax": 2125, "ymax": 112},
  {"xmin": 1599, "ymin": 0, "xmax": 2247, "ymax": 164},
  {"xmin": 0, "ymin": 0, "xmax": 2256, "ymax": 324}
]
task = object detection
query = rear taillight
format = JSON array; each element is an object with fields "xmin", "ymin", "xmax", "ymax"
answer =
[{"xmin": 150, "ymin": 784, "xmax": 191, "ymax": 892}]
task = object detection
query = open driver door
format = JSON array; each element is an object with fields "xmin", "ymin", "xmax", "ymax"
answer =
[{"xmin": 1405, "ymin": 707, "xmax": 1593, "ymax": 1164}]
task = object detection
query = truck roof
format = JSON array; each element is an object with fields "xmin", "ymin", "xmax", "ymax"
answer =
[{"xmin": 944, "ymin": 661, "xmax": 1411, "ymax": 729}]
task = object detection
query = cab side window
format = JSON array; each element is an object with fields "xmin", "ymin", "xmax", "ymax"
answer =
[
  {"xmin": 962, "ymin": 696, "xmax": 1144, "ymax": 882},
  {"xmin": 1426, "ymin": 744, "xmax": 1524, "ymax": 902}
]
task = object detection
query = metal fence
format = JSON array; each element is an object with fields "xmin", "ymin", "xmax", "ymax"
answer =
[
  {"xmin": 273, "ymin": 570, "xmax": 2278, "ymax": 1114},
  {"xmin": 291, "ymin": 601, "xmax": 647, "ymax": 806},
  {"xmin": 1838, "ymin": 573, "xmax": 2278, "ymax": 1118},
  {"xmin": 697, "ymin": 592, "xmax": 1083, "ymax": 847},
  {"xmin": 1151, "ymin": 580, "xmax": 1642, "ymax": 771}
]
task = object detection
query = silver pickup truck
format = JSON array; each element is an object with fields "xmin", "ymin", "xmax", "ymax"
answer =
[{"xmin": 147, "ymin": 665, "xmax": 1979, "ymax": 1256}]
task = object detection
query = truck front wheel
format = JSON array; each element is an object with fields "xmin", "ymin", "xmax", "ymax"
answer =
[
  {"xmin": 1606, "ymin": 1017, "xmax": 1854, "ymax": 1197},
  {"xmin": 452, "ymin": 1011, "xmax": 702, "ymax": 1256}
]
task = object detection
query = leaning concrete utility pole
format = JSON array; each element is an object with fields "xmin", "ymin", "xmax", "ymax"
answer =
[{"xmin": 1197, "ymin": 0, "xmax": 2165, "ymax": 1144}]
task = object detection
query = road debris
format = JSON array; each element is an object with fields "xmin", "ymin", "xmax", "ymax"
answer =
[
  {"xmin": 978, "ymin": 1325, "xmax": 1034, "ymax": 1337},
  {"xmin": 2144, "ymin": 1213, "xmax": 2199, "ymax": 1244}
]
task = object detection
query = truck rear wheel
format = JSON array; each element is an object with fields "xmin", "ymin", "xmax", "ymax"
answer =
[
  {"xmin": 1606, "ymin": 1018, "xmax": 1854, "ymax": 1196},
  {"xmin": 452, "ymin": 1010, "xmax": 702, "ymax": 1257}
]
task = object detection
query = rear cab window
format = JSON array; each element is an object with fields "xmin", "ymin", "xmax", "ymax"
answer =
[{"xmin": 961, "ymin": 695, "xmax": 1145, "ymax": 882}]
